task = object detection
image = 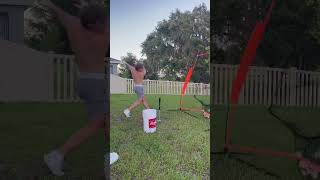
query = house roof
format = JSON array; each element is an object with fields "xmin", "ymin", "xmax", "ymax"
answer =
[
  {"xmin": 110, "ymin": 58, "xmax": 121, "ymax": 64},
  {"xmin": 0, "ymin": 0, "xmax": 34, "ymax": 6}
]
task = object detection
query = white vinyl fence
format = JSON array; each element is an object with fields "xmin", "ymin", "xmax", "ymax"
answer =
[
  {"xmin": 126, "ymin": 79, "xmax": 210, "ymax": 96},
  {"xmin": 49, "ymin": 54, "xmax": 80, "ymax": 102},
  {"xmin": 49, "ymin": 54, "xmax": 210, "ymax": 102},
  {"xmin": 212, "ymin": 64, "xmax": 320, "ymax": 107},
  {"xmin": 48, "ymin": 56, "xmax": 320, "ymax": 106}
]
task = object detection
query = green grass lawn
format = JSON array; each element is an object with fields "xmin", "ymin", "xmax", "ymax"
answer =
[
  {"xmin": 5, "ymin": 95, "xmax": 317, "ymax": 179},
  {"xmin": 110, "ymin": 94, "xmax": 210, "ymax": 179},
  {"xmin": 212, "ymin": 105, "xmax": 320, "ymax": 180},
  {"xmin": 0, "ymin": 103, "xmax": 105, "ymax": 179}
]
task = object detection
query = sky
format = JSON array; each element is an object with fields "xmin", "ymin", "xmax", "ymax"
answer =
[{"xmin": 110, "ymin": 0, "xmax": 210, "ymax": 60}]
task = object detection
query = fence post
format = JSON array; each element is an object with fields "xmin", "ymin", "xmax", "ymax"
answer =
[
  {"xmin": 288, "ymin": 67, "xmax": 297, "ymax": 106},
  {"xmin": 48, "ymin": 55, "xmax": 54, "ymax": 102},
  {"xmin": 69, "ymin": 58, "xmax": 74, "ymax": 101},
  {"xmin": 202, "ymin": 84, "xmax": 204, "ymax": 96},
  {"xmin": 63, "ymin": 57, "xmax": 68, "ymax": 101}
]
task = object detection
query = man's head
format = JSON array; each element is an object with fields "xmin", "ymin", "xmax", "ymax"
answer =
[
  {"xmin": 135, "ymin": 63, "xmax": 145, "ymax": 72},
  {"xmin": 80, "ymin": 4, "xmax": 107, "ymax": 33}
]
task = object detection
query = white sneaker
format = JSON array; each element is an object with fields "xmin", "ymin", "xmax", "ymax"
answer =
[
  {"xmin": 44, "ymin": 150, "xmax": 64, "ymax": 176},
  {"xmin": 110, "ymin": 152, "xmax": 119, "ymax": 165},
  {"xmin": 123, "ymin": 109, "xmax": 131, "ymax": 118}
]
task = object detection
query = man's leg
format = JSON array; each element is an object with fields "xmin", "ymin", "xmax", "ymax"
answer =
[
  {"xmin": 142, "ymin": 97, "xmax": 150, "ymax": 109},
  {"xmin": 124, "ymin": 98, "xmax": 143, "ymax": 117},
  {"xmin": 44, "ymin": 115, "xmax": 104, "ymax": 176},
  {"xmin": 44, "ymin": 115, "xmax": 105, "ymax": 176},
  {"xmin": 124, "ymin": 86, "xmax": 145, "ymax": 116},
  {"xmin": 128, "ymin": 98, "xmax": 143, "ymax": 111},
  {"xmin": 59, "ymin": 115, "xmax": 104, "ymax": 156}
]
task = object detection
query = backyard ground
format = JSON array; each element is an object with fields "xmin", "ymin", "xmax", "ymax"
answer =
[
  {"xmin": 0, "ymin": 103, "xmax": 105, "ymax": 179},
  {"xmin": 4, "ymin": 95, "xmax": 317, "ymax": 179},
  {"xmin": 212, "ymin": 105, "xmax": 320, "ymax": 180},
  {"xmin": 110, "ymin": 94, "xmax": 210, "ymax": 179}
]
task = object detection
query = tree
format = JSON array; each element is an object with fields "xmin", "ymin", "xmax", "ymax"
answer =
[
  {"xmin": 141, "ymin": 4, "xmax": 210, "ymax": 83},
  {"xmin": 212, "ymin": 0, "xmax": 320, "ymax": 70},
  {"xmin": 141, "ymin": 58, "xmax": 160, "ymax": 80},
  {"xmin": 308, "ymin": 0, "xmax": 320, "ymax": 43}
]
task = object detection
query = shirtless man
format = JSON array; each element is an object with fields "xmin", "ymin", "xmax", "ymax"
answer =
[
  {"xmin": 123, "ymin": 62, "xmax": 150, "ymax": 117},
  {"xmin": 42, "ymin": 0, "xmax": 118, "ymax": 176}
]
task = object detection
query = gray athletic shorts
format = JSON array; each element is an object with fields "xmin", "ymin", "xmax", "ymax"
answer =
[
  {"xmin": 134, "ymin": 85, "xmax": 144, "ymax": 99},
  {"xmin": 77, "ymin": 72, "xmax": 107, "ymax": 120}
]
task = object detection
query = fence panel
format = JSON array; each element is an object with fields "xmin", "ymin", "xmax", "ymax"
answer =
[
  {"xmin": 51, "ymin": 55, "xmax": 81, "ymax": 102},
  {"xmin": 212, "ymin": 64, "xmax": 320, "ymax": 107}
]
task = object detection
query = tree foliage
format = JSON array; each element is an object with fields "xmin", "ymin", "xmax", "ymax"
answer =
[
  {"xmin": 213, "ymin": 0, "xmax": 320, "ymax": 70},
  {"xmin": 141, "ymin": 4, "xmax": 210, "ymax": 83}
]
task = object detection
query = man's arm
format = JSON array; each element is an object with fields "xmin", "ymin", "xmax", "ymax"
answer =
[
  {"xmin": 124, "ymin": 62, "xmax": 135, "ymax": 72},
  {"xmin": 43, "ymin": 0, "xmax": 79, "ymax": 29}
]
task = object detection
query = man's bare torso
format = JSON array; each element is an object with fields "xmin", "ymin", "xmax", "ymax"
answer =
[
  {"xmin": 132, "ymin": 70, "xmax": 145, "ymax": 85},
  {"xmin": 67, "ymin": 18, "xmax": 108, "ymax": 73}
]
